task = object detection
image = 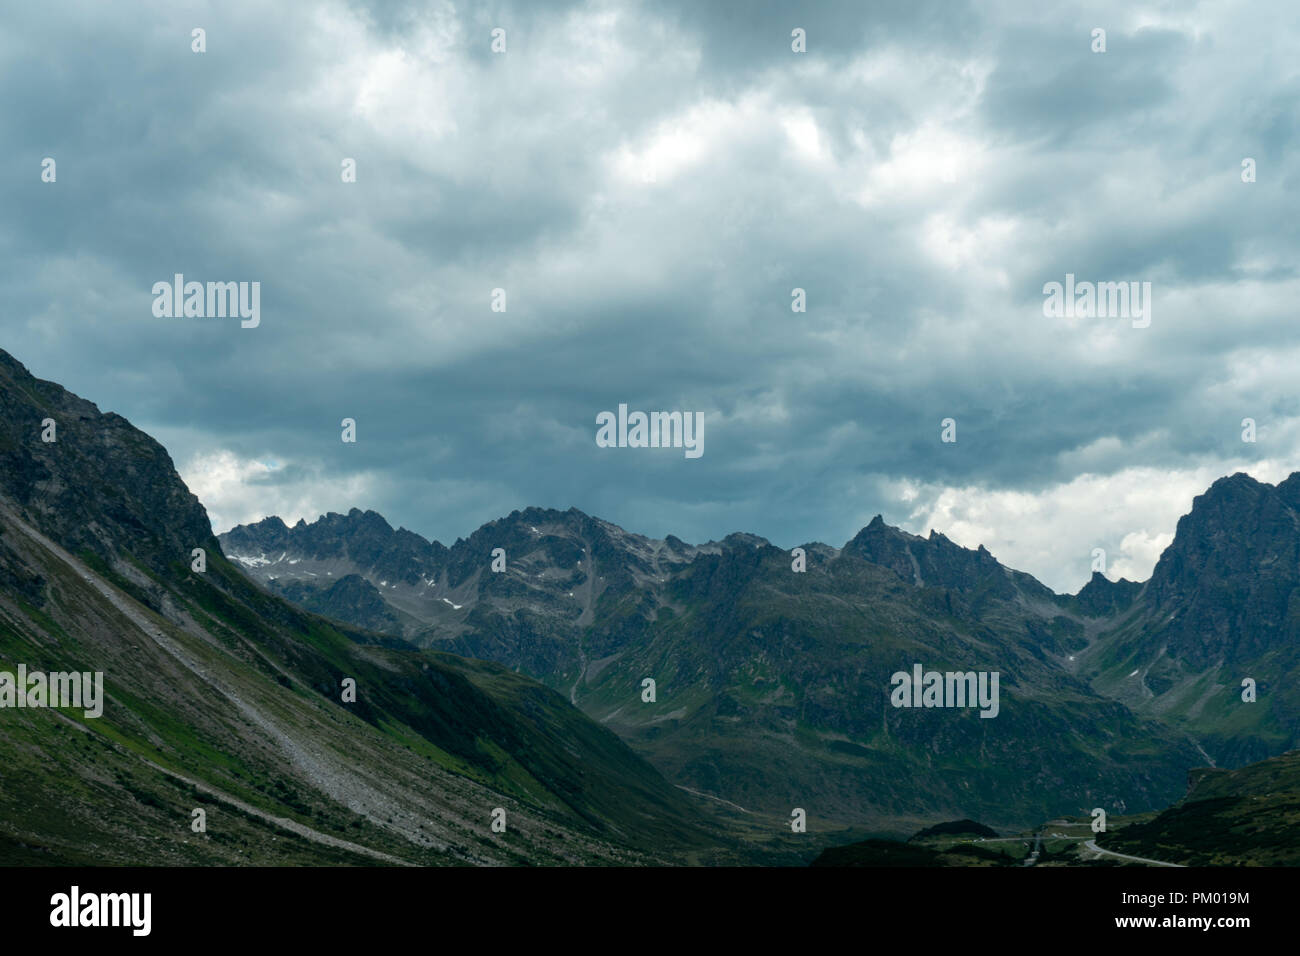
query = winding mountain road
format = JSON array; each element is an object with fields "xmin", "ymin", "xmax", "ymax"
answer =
[{"xmin": 1084, "ymin": 839, "xmax": 1184, "ymax": 867}]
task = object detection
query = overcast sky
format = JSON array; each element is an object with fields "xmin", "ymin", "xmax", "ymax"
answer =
[{"xmin": 3, "ymin": 0, "xmax": 1298, "ymax": 593}]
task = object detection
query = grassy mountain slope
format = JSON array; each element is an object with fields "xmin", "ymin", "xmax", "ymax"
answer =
[
  {"xmin": 1098, "ymin": 749, "xmax": 1300, "ymax": 866},
  {"xmin": 225, "ymin": 505, "xmax": 1206, "ymax": 833},
  {"xmin": 0, "ymin": 348, "xmax": 729, "ymax": 865}
]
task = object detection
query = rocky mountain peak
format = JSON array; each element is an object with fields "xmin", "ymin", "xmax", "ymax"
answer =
[
  {"xmin": 1073, "ymin": 570, "xmax": 1142, "ymax": 617},
  {"xmin": 0, "ymin": 348, "xmax": 217, "ymax": 573}
]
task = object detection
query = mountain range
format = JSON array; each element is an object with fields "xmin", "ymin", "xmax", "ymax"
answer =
[
  {"xmin": 0, "ymin": 348, "xmax": 736, "ymax": 865},
  {"xmin": 221, "ymin": 467, "xmax": 1300, "ymax": 833},
  {"xmin": 4, "ymin": 342, "xmax": 1297, "ymax": 865}
]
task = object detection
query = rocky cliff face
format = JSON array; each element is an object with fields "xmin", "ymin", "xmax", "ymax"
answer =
[
  {"xmin": 1072, "ymin": 571, "xmax": 1142, "ymax": 617},
  {"xmin": 1145, "ymin": 472, "xmax": 1300, "ymax": 667},
  {"xmin": 0, "ymin": 350, "xmax": 217, "ymax": 575},
  {"xmin": 1084, "ymin": 472, "xmax": 1300, "ymax": 765},
  {"xmin": 843, "ymin": 515, "xmax": 1041, "ymax": 599},
  {"xmin": 222, "ymin": 509, "xmax": 449, "ymax": 588}
]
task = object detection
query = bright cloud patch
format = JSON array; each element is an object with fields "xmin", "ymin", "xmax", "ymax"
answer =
[
  {"xmin": 180, "ymin": 451, "xmax": 377, "ymax": 534},
  {"xmin": 887, "ymin": 459, "xmax": 1297, "ymax": 593}
]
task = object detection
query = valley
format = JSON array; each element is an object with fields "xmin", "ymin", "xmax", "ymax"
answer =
[{"xmin": 3, "ymin": 343, "xmax": 1297, "ymax": 865}]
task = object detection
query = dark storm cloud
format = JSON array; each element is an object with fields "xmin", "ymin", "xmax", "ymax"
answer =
[{"xmin": 2, "ymin": 0, "xmax": 1297, "ymax": 592}]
